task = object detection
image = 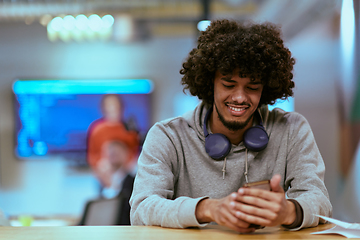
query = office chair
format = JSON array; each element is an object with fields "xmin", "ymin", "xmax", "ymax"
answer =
[
  {"xmin": 79, "ymin": 173, "xmax": 134, "ymax": 226},
  {"xmin": 78, "ymin": 193, "xmax": 129, "ymax": 226}
]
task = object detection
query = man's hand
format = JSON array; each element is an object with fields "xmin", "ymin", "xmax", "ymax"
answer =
[
  {"xmin": 195, "ymin": 194, "xmax": 256, "ymax": 233},
  {"xmin": 233, "ymin": 174, "xmax": 296, "ymax": 227},
  {"xmin": 195, "ymin": 174, "xmax": 296, "ymax": 231}
]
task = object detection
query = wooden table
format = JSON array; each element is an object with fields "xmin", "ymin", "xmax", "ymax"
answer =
[{"xmin": 0, "ymin": 224, "xmax": 349, "ymax": 240}]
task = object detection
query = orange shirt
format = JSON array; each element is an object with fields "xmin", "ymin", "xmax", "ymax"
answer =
[{"xmin": 87, "ymin": 119, "xmax": 139, "ymax": 169}]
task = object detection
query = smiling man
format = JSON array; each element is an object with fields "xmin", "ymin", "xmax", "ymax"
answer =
[{"xmin": 130, "ymin": 19, "xmax": 332, "ymax": 232}]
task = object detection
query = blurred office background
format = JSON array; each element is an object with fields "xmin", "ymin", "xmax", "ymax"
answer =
[{"xmin": 0, "ymin": 0, "xmax": 359, "ymax": 225}]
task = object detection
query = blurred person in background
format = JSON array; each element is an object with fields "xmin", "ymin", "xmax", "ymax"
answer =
[
  {"xmin": 130, "ymin": 19, "xmax": 332, "ymax": 232},
  {"xmin": 87, "ymin": 94, "xmax": 139, "ymax": 194},
  {"xmin": 97, "ymin": 140, "xmax": 137, "ymax": 199},
  {"xmin": 97, "ymin": 140, "xmax": 136, "ymax": 225},
  {"xmin": 79, "ymin": 140, "xmax": 136, "ymax": 225}
]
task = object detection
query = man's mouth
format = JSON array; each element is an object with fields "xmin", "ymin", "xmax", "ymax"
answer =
[
  {"xmin": 228, "ymin": 106, "xmax": 246, "ymax": 112},
  {"xmin": 226, "ymin": 103, "xmax": 250, "ymax": 116}
]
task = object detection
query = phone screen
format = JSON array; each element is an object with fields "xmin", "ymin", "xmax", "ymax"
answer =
[{"xmin": 243, "ymin": 180, "xmax": 271, "ymax": 191}]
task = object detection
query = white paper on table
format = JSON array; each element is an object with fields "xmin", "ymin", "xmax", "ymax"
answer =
[{"xmin": 311, "ymin": 215, "xmax": 360, "ymax": 238}]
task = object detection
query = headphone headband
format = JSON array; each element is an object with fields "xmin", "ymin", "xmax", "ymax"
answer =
[{"xmin": 203, "ymin": 106, "xmax": 212, "ymax": 137}]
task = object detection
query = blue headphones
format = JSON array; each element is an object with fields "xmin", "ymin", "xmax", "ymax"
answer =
[{"xmin": 203, "ymin": 106, "xmax": 269, "ymax": 160}]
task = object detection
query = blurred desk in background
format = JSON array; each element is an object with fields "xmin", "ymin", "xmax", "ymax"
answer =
[{"xmin": 0, "ymin": 224, "xmax": 342, "ymax": 240}]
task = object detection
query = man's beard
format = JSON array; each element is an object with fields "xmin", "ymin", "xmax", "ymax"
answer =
[{"xmin": 214, "ymin": 103, "xmax": 254, "ymax": 131}]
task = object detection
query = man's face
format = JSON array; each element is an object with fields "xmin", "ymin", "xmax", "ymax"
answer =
[
  {"xmin": 213, "ymin": 69, "xmax": 263, "ymax": 132},
  {"xmin": 106, "ymin": 142, "xmax": 129, "ymax": 170}
]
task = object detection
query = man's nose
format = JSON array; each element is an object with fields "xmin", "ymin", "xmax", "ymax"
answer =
[{"xmin": 231, "ymin": 87, "xmax": 248, "ymax": 103}]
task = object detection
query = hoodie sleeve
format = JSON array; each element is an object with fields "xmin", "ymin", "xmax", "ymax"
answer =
[
  {"xmin": 284, "ymin": 113, "xmax": 332, "ymax": 230},
  {"xmin": 129, "ymin": 122, "xmax": 207, "ymax": 228}
]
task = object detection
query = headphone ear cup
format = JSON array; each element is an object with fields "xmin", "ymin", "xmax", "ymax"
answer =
[
  {"xmin": 205, "ymin": 133, "xmax": 231, "ymax": 160},
  {"xmin": 243, "ymin": 126, "xmax": 269, "ymax": 152}
]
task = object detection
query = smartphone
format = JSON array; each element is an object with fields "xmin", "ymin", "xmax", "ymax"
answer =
[
  {"xmin": 243, "ymin": 179, "xmax": 271, "ymax": 191},
  {"xmin": 243, "ymin": 180, "xmax": 271, "ymax": 229}
]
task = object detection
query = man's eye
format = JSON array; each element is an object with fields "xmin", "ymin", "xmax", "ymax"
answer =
[
  {"xmin": 223, "ymin": 84, "xmax": 234, "ymax": 88},
  {"xmin": 248, "ymin": 87, "xmax": 259, "ymax": 91}
]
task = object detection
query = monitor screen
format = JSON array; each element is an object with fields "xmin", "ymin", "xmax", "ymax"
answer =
[{"xmin": 12, "ymin": 79, "xmax": 153, "ymax": 165}]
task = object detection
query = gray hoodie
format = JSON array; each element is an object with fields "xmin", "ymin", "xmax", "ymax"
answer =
[{"xmin": 130, "ymin": 103, "xmax": 332, "ymax": 229}]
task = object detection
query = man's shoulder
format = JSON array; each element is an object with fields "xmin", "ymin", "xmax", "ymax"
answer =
[
  {"xmin": 154, "ymin": 115, "xmax": 189, "ymax": 130},
  {"xmin": 261, "ymin": 106, "xmax": 306, "ymax": 123},
  {"xmin": 260, "ymin": 106, "xmax": 311, "ymax": 136},
  {"xmin": 145, "ymin": 104, "xmax": 204, "ymax": 144},
  {"xmin": 154, "ymin": 104, "xmax": 201, "ymax": 129}
]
